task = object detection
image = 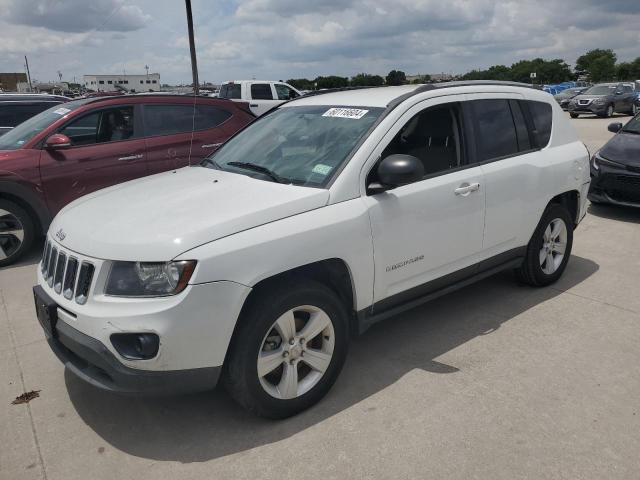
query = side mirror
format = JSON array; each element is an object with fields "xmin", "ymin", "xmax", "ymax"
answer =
[
  {"xmin": 368, "ymin": 154, "xmax": 424, "ymax": 194},
  {"xmin": 608, "ymin": 122, "xmax": 623, "ymax": 133},
  {"xmin": 615, "ymin": 91, "xmax": 623, "ymax": 95},
  {"xmin": 45, "ymin": 134, "xmax": 71, "ymax": 150}
]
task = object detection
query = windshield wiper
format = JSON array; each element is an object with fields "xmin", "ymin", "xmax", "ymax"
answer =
[{"xmin": 227, "ymin": 161, "xmax": 289, "ymax": 183}]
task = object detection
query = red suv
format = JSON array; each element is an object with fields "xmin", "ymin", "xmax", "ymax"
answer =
[{"xmin": 0, "ymin": 94, "xmax": 254, "ymax": 266}]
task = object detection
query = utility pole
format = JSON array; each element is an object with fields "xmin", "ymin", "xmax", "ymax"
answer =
[
  {"xmin": 24, "ymin": 55, "xmax": 33, "ymax": 92},
  {"xmin": 185, "ymin": 0, "xmax": 199, "ymax": 95}
]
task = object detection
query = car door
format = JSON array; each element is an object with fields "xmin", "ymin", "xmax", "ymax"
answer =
[
  {"xmin": 621, "ymin": 84, "xmax": 635, "ymax": 111},
  {"xmin": 188, "ymin": 102, "xmax": 237, "ymax": 161},
  {"xmin": 248, "ymin": 82, "xmax": 279, "ymax": 116},
  {"xmin": 142, "ymin": 103, "xmax": 197, "ymax": 174},
  {"xmin": 362, "ymin": 96, "xmax": 486, "ymax": 308},
  {"xmin": 39, "ymin": 104, "xmax": 147, "ymax": 214}
]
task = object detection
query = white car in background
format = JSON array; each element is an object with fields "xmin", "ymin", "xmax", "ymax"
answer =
[
  {"xmin": 218, "ymin": 80, "xmax": 301, "ymax": 116},
  {"xmin": 35, "ymin": 81, "xmax": 590, "ymax": 418}
]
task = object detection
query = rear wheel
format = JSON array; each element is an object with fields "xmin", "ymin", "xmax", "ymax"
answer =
[
  {"xmin": 223, "ymin": 280, "xmax": 349, "ymax": 418},
  {"xmin": 516, "ymin": 204, "xmax": 573, "ymax": 287},
  {"xmin": 0, "ymin": 200, "xmax": 35, "ymax": 268}
]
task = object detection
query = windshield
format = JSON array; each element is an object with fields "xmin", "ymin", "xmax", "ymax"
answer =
[
  {"xmin": 583, "ymin": 85, "xmax": 617, "ymax": 96},
  {"xmin": 622, "ymin": 115, "xmax": 640, "ymax": 134},
  {"xmin": 202, "ymin": 105, "xmax": 383, "ymax": 187},
  {"xmin": 0, "ymin": 98, "xmax": 90, "ymax": 150}
]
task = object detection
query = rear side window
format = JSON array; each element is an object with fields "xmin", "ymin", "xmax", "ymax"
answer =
[
  {"xmin": 144, "ymin": 105, "xmax": 194, "ymax": 136},
  {"xmin": 526, "ymin": 101, "xmax": 552, "ymax": 148},
  {"xmin": 470, "ymin": 99, "xmax": 519, "ymax": 161},
  {"xmin": 194, "ymin": 105, "xmax": 231, "ymax": 129},
  {"xmin": 219, "ymin": 84, "xmax": 241, "ymax": 99},
  {"xmin": 0, "ymin": 103, "xmax": 60, "ymax": 128},
  {"xmin": 250, "ymin": 83, "xmax": 273, "ymax": 100}
]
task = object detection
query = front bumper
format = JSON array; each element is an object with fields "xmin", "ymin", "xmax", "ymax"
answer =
[
  {"xmin": 589, "ymin": 164, "xmax": 640, "ymax": 207},
  {"xmin": 568, "ymin": 103, "xmax": 608, "ymax": 115}
]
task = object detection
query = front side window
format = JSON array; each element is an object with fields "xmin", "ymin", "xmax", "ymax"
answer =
[
  {"xmin": 377, "ymin": 104, "xmax": 463, "ymax": 179},
  {"xmin": 203, "ymin": 105, "xmax": 382, "ymax": 187},
  {"xmin": 251, "ymin": 83, "xmax": 273, "ymax": 100},
  {"xmin": 275, "ymin": 84, "xmax": 299, "ymax": 100},
  {"xmin": 622, "ymin": 115, "xmax": 640, "ymax": 134},
  {"xmin": 60, "ymin": 106, "xmax": 135, "ymax": 146},
  {"xmin": 470, "ymin": 99, "xmax": 519, "ymax": 161}
]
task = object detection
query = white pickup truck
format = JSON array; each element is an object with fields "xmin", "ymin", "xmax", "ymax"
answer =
[{"xmin": 218, "ymin": 80, "xmax": 302, "ymax": 116}]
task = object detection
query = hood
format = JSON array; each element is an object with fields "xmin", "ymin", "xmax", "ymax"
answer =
[
  {"xmin": 599, "ymin": 132, "xmax": 640, "ymax": 167},
  {"xmin": 573, "ymin": 94, "xmax": 609, "ymax": 102},
  {"xmin": 50, "ymin": 166, "xmax": 330, "ymax": 261}
]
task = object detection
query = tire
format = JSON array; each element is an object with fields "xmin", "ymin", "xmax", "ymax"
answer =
[
  {"xmin": 516, "ymin": 204, "xmax": 573, "ymax": 287},
  {"xmin": 605, "ymin": 104, "xmax": 614, "ymax": 118},
  {"xmin": 223, "ymin": 279, "xmax": 349, "ymax": 418},
  {"xmin": 630, "ymin": 103, "xmax": 637, "ymax": 116},
  {"xmin": 569, "ymin": 113, "xmax": 579, "ymax": 118},
  {"xmin": 0, "ymin": 200, "xmax": 35, "ymax": 268}
]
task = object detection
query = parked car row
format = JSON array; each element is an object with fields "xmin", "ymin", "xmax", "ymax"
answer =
[{"xmin": 0, "ymin": 94, "xmax": 255, "ymax": 266}]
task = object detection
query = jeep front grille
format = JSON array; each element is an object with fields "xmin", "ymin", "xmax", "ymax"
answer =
[{"xmin": 41, "ymin": 240, "xmax": 94, "ymax": 305}]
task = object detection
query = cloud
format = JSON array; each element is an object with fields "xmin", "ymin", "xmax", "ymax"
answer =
[{"xmin": 6, "ymin": 0, "xmax": 150, "ymax": 33}]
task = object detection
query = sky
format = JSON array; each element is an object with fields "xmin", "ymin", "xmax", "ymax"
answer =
[{"xmin": 0, "ymin": 0, "xmax": 639, "ymax": 85}]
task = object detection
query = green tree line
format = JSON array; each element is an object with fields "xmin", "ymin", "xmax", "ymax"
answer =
[{"xmin": 286, "ymin": 49, "xmax": 640, "ymax": 91}]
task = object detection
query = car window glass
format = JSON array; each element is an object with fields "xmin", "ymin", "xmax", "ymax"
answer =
[
  {"xmin": 60, "ymin": 106, "xmax": 135, "ymax": 146},
  {"xmin": 471, "ymin": 99, "xmax": 518, "ymax": 161},
  {"xmin": 526, "ymin": 101, "xmax": 552, "ymax": 148},
  {"xmin": 377, "ymin": 104, "xmax": 463, "ymax": 179},
  {"xmin": 510, "ymin": 100, "xmax": 532, "ymax": 151},
  {"xmin": 275, "ymin": 84, "xmax": 298, "ymax": 100},
  {"xmin": 251, "ymin": 83, "xmax": 273, "ymax": 100},
  {"xmin": 194, "ymin": 105, "xmax": 232, "ymax": 129},
  {"xmin": 623, "ymin": 85, "xmax": 633, "ymax": 93},
  {"xmin": 219, "ymin": 84, "xmax": 241, "ymax": 99},
  {"xmin": 143, "ymin": 105, "xmax": 194, "ymax": 136},
  {"xmin": 0, "ymin": 103, "xmax": 60, "ymax": 128}
]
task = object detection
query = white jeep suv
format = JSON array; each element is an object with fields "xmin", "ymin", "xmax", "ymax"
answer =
[{"xmin": 34, "ymin": 82, "xmax": 590, "ymax": 418}]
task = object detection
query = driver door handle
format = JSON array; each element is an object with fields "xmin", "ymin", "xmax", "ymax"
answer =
[
  {"xmin": 201, "ymin": 143, "xmax": 222, "ymax": 149},
  {"xmin": 118, "ymin": 154, "xmax": 144, "ymax": 161},
  {"xmin": 454, "ymin": 182, "xmax": 480, "ymax": 196}
]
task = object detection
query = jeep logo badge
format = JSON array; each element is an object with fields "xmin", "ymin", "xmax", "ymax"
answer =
[{"xmin": 55, "ymin": 229, "xmax": 66, "ymax": 241}]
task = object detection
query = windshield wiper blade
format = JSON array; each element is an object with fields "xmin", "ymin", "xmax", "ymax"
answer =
[{"xmin": 227, "ymin": 161, "xmax": 289, "ymax": 183}]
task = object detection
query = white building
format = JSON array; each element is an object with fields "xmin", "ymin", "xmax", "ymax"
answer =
[{"xmin": 83, "ymin": 73, "xmax": 161, "ymax": 93}]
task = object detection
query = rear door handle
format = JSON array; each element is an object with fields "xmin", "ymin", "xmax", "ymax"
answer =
[
  {"xmin": 202, "ymin": 143, "xmax": 222, "ymax": 149},
  {"xmin": 118, "ymin": 154, "xmax": 144, "ymax": 161},
  {"xmin": 454, "ymin": 182, "xmax": 480, "ymax": 196}
]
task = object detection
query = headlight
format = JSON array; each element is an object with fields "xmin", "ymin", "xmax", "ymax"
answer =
[
  {"xmin": 592, "ymin": 152, "xmax": 623, "ymax": 170},
  {"xmin": 105, "ymin": 260, "xmax": 197, "ymax": 297}
]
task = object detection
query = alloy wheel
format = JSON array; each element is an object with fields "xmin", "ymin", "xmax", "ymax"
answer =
[
  {"xmin": 0, "ymin": 208, "xmax": 25, "ymax": 261},
  {"xmin": 539, "ymin": 218, "xmax": 567, "ymax": 275},
  {"xmin": 257, "ymin": 305, "xmax": 335, "ymax": 399},
  {"xmin": 606, "ymin": 105, "xmax": 614, "ymax": 117}
]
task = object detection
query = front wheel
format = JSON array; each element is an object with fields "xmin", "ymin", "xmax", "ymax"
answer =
[
  {"xmin": 516, "ymin": 204, "xmax": 573, "ymax": 287},
  {"xmin": 604, "ymin": 104, "xmax": 614, "ymax": 118},
  {"xmin": 0, "ymin": 200, "xmax": 35, "ymax": 268},
  {"xmin": 223, "ymin": 280, "xmax": 349, "ymax": 418},
  {"xmin": 630, "ymin": 103, "xmax": 638, "ymax": 116}
]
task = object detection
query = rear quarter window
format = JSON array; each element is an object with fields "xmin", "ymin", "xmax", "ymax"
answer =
[{"xmin": 526, "ymin": 101, "xmax": 552, "ymax": 148}]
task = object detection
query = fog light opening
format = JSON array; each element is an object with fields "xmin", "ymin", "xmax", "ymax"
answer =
[{"xmin": 111, "ymin": 333, "xmax": 159, "ymax": 360}]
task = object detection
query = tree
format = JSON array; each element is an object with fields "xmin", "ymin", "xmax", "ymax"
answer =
[
  {"xmin": 350, "ymin": 73, "xmax": 384, "ymax": 87},
  {"xmin": 386, "ymin": 70, "xmax": 406, "ymax": 86},
  {"xmin": 410, "ymin": 74, "xmax": 432, "ymax": 84},
  {"xmin": 616, "ymin": 62, "xmax": 633, "ymax": 81},
  {"xmin": 575, "ymin": 49, "xmax": 617, "ymax": 82},
  {"xmin": 286, "ymin": 78, "xmax": 314, "ymax": 90},
  {"xmin": 314, "ymin": 75, "xmax": 349, "ymax": 89}
]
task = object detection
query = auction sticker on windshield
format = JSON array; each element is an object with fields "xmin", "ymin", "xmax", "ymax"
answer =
[
  {"xmin": 322, "ymin": 108, "xmax": 369, "ymax": 119},
  {"xmin": 53, "ymin": 107, "xmax": 71, "ymax": 115}
]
